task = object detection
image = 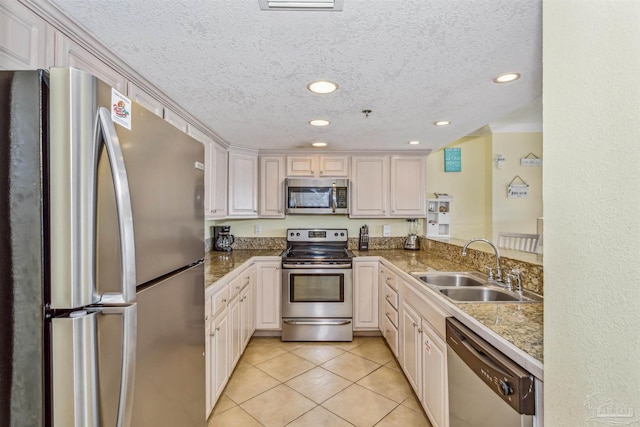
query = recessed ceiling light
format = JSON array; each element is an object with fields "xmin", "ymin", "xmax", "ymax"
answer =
[
  {"xmin": 311, "ymin": 141, "xmax": 328, "ymax": 147},
  {"xmin": 408, "ymin": 140, "xmax": 420, "ymax": 145},
  {"xmin": 434, "ymin": 120, "xmax": 451, "ymax": 126},
  {"xmin": 493, "ymin": 72, "xmax": 521, "ymax": 83},
  {"xmin": 309, "ymin": 119, "xmax": 331, "ymax": 127},
  {"xmin": 308, "ymin": 80, "xmax": 338, "ymax": 94}
]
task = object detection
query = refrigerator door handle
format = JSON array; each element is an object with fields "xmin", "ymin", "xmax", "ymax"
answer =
[
  {"xmin": 101, "ymin": 304, "xmax": 137, "ymax": 427},
  {"xmin": 95, "ymin": 107, "xmax": 137, "ymax": 304},
  {"xmin": 52, "ymin": 305, "xmax": 137, "ymax": 427}
]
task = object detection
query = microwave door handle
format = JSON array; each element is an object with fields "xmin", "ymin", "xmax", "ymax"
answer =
[
  {"xmin": 95, "ymin": 107, "xmax": 136, "ymax": 304},
  {"xmin": 332, "ymin": 182, "xmax": 337, "ymax": 213}
]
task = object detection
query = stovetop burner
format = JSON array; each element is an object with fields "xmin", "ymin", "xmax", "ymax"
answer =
[{"xmin": 281, "ymin": 228, "xmax": 353, "ymax": 264}]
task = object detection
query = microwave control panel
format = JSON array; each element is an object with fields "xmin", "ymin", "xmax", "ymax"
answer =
[{"xmin": 336, "ymin": 187, "xmax": 348, "ymax": 208}]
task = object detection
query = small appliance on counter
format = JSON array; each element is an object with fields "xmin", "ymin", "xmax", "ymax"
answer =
[
  {"xmin": 358, "ymin": 225, "xmax": 369, "ymax": 250},
  {"xmin": 213, "ymin": 225, "xmax": 235, "ymax": 251},
  {"xmin": 404, "ymin": 218, "xmax": 421, "ymax": 250}
]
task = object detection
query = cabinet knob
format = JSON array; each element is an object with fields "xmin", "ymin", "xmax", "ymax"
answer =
[
  {"xmin": 418, "ymin": 328, "xmax": 423, "ymax": 333},
  {"xmin": 222, "ymin": 298, "xmax": 227, "ymax": 303},
  {"xmin": 210, "ymin": 332, "xmax": 215, "ymax": 337},
  {"xmin": 413, "ymin": 322, "xmax": 418, "ymax": 328},
  {"xmin": 216, "ymin": 326, "xmax": 220, "ymax": 331},
  {"xmin": 205, "ymin": 315, "xmax": 209, "ymax": 320}
]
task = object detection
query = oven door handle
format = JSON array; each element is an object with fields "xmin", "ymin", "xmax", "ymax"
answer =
[
  {"xmin": 283, "ymin": 320, "xmax": 352, "ymax": 326},
  {"xmin": 282, "ymin": 263, "xmax": 352, "ymax": 269}
]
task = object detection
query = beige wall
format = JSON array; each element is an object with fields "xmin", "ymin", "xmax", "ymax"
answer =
[
  {"xmin": 491, "ymin": 132, "xmax": 543, "ymax": 240},
  {"xmin": 544, "ymin": 0, "xmax": 640, "ymax": 424},
  {"xmin": 425, "ymin": 135, "xmax": 492, "ymax": 240}
]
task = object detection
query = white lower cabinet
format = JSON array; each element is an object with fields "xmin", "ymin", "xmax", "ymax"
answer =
[
  {"xmin": 353, "ymin": 260, "xmax": 379, "ymax": 330},
  {"xmin": 205, "ymin": 261, "xmax": 259, "ymax": 417},
  {"xmin": 206, "ymin": 309, "xmax": 228, "ymax": 417},
  {"xmin": 255, "ymin": 261, "xmax": 281, "ymax": 330},
  {"xmin": 421, "ymin": 319, "xmax": 448, "ymax": 427},
  {"xmin": 400, "ymin": 300, "xmax": 422, "ymax": 394}
]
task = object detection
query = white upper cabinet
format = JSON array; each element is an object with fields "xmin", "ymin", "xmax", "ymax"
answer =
[
  {"xmin": 350, "ymin": 156, "xmax": 389, "ymax": 217},
  {"xmin": 209, "ymin": 143, "xmax": 228, "ymax": 219},
  {"xmin": 228, "ymin": 149, "xmax": 258, "ymax": 218},
  {"xmin": 286, "ymin": 155, "xmax": 349, "ymax": 178},
  {"xmin": 0, "ymin": 1, "xmax": 53, "ymax": 69},
  {"xmin": 54, "ymin": 32, "xmax": 126, "ymax": 93},
  {"xmin": 390, "ymin": 155, "xmax": 426, "ymax": 217},
  {"xmin": 163, "ymin": 108, "xmax": 189, "ymax": 133},
  {"xmin": 350, "ymin": 155, "xmax": 426, "ymax": 218},
  {"xmin": 126, "ymin": 81, "xmax": 164, "ymax": 117},
  {"xmin": 259, "ymin": 155, "xmax": 285, "ymax": 218}
]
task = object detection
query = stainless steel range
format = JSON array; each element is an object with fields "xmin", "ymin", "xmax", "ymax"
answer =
[{"xmin": 281, "ymin": 228, "xmax": 354, "ymax": 341}]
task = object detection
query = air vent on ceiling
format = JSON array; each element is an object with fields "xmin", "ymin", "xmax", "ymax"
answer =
[{"xmin": 259, "ymin": 0, "xmax": 344, "ymax": 11}]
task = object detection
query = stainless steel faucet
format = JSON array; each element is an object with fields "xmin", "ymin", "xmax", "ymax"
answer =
[{"xmin": 461, "ymin": 238, "xmax": 502, "ymax": 282}]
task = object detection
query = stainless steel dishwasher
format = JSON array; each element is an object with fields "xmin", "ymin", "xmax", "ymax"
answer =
[{"xmin": 446, "ymin": 318, "xmax": 536, "ymax": 427}]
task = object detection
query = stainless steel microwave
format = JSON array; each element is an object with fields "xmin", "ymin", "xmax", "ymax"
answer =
[{"xmin": 285, "ymin": 178, "xmax": 349, "ymax": 214}]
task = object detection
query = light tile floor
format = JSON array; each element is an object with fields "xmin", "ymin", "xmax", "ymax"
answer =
[{"xmin": 207, "ymin": 337, "xmax": 433, "ymax": 427}]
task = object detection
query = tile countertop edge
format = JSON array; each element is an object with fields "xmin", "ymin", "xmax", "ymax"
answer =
[{"xmin": 206, "ymin": 249, "xmax": 544, "ymax": 379}]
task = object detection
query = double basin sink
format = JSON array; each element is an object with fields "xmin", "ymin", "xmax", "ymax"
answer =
[{"xmin": 411, "ymin": 272, "xmax": 542, "ymax": 303}]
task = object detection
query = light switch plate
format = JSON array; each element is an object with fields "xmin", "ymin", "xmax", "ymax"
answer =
[
  {"xmin": 383, "ymin": 224, "xmax": 391, "ymax": 237},
  {"xmin": 255, "ymin": 225, "xmax": 261, "ymax": 235}
]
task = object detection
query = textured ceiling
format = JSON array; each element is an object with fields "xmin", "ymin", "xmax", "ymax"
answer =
[{"xmin": 50, "ymin": 0, "xmax": 542, "ymax": 152}]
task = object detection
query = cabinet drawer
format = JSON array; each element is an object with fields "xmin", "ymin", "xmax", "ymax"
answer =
[
  {"xmin": 384, "ymin": 316, "xmax": 398, "ymax": 357},
  {"xmin": 384, "ymin": 285, "xmax": 398, "ymax": 309},
  {"xmin": 385, "ymin": 300, "xmax": 398, "ymax": 328},
  {"xmin": 212, "ymin": 285, "xmax": 230, "ymax": 317},
  {"xmin": 383, "ymin": 271, "xmax": 398, "ymax": 291}
]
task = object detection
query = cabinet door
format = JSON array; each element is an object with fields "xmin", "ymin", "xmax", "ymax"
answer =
[
  {"xmin": 350, "ymin": 156, "xmax": 389, "ymax": 217},
  {"xmin": 228, "ymin": 151, "xmax": 258, "ymax": 217},
  {"xmin": 400, "ymin": 301, "xmax": 422, "ymax": 395},
  {"xmin": 228, "ymin": 294, "xmax": 241, "ymax": 370},
  {"xmin": 209, "ymin": 143, "xmax": 228, "ymax": 218},
  {"xmin": 421, "ymin": 321, "xmax": 448, "ymax": 427},
  {"xmin": 390, "ymin": 155, "xmax": 426, "ymax": 217},
  {"xmin": 255, "ymin": 262, "xmax": 281, "ymax": 330},
  {"xmin": 259, "ymin": 156, "xmax": 285, "ymax": 217},
  {"xmin": 205, "ymin": 317, "xmax": 213, "ymax": 416},
  {"xmin": 126, "ymin": 82, "xmax": 164, "ymax": 117},
  {"xmin": 212, "ymin": 312, "xmax": 229, "ymax": 402},
  {"xmin": 286, "ymin": 156, "xmax": 317, "ymax": 177},
  {"xmin": 0, "ymin": 2, "xmax": 51, "ymax": 69},
  {"xmin": 353, "ymin": 261, "xmax": 379, "ymax": 329},
  {"xmin": 319, "ymin": 155, "xmax": 349, "ymax": 177},
  {"xmin": 163, "ymin": 108, "xmax": 189, "ymax": 133},
  {"xmin": 54, "ymin": 33, "xmax": 126, "ymax": 92}
]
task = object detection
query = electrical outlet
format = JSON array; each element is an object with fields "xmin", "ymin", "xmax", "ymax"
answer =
[
  {"xmin": 383, "ymin": 224, "xmax": 391, "ymax": 237},
  {"xmin": 255, "ymin": 225, "xmax": 261, "ymax": 235}
]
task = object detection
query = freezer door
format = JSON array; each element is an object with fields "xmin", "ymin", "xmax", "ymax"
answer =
[
  {"xmin": 51, "ymin": 305, "xmax": 137, "ymax": 427},
  {"xmin": 93, "ymin": 75, "xmax": 205, "ymax": 288},
  {"xmin": 49, "ymin": 68, "xmax": 136, "ymax": 308},
  {"xmin": 131, "ymin": 262, "xmax": 205, "ymax": 427}
]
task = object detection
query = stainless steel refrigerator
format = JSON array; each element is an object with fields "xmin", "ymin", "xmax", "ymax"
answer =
[{"xmin": 0, "ymin": 68, "xmax": 206, "ymax": 426}]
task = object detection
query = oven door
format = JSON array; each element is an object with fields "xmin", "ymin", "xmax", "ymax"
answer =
[{"xmin": 281, "ymin": 267, "xmax": 353, "ymax": 318}]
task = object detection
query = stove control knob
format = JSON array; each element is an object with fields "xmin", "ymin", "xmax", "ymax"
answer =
[
  {"xmin": 334, "ymin": 232, "xmax": 339, "ymax": 236},
  {"xmin": 289, "ymin": 232, "xmax": 294, "ymax": 237},
  {"xmin": 499, "ymin": 380, "xmax": 513, "ymax": 396},
  {"xmin": 296, "ymin": 232, "xmax": 300, "ymax": 236},
  {"xmin": 340, "ymin": 232, "xmax": 345, "ymax": 236}
]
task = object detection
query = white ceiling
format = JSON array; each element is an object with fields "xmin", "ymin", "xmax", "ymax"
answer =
[{"xmin": 50, "ymin": 0, "xmax": 542, "ymax": 152}]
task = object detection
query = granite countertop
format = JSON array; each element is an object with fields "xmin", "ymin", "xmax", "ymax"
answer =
[
  {"xmin": 205, "ymin": 248, "xmax": 544, "ymax": 375},
  {"xmin": 357, "ymin": 249, "xmax": 544, "ymax": 374},
  {"xmin": 204, "ymin": 249, "xmax": 282, "ymax": 284}
]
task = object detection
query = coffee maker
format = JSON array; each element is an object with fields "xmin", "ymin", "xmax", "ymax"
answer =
[
  {"xmin": 213, "ymin": 225, "xmax": 235, "ymax": 252},
  {"xmin": 404, "ymin": 219, "xmax": 420, "ymax": 250}
]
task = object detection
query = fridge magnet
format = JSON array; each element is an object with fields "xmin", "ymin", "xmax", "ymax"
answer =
[{"xmin": 111, "ymin": 88, "xmax": 132, "ymax": 130}]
